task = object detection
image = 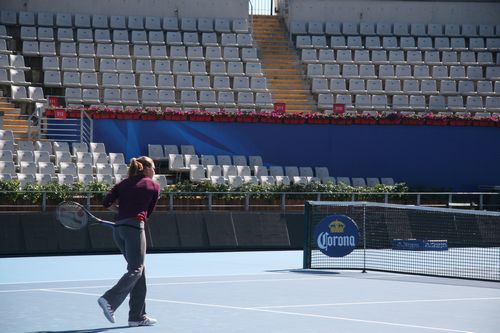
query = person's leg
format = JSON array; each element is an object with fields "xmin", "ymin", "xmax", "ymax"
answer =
[
  {"xmin": 102, "ymin": 222, "xmax": 145, "ymax": 311},
  {"xmin": 128, "ymin": 229, "xmax": 147, "ymax": 321}
]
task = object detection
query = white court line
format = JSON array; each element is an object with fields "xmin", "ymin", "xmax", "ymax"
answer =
[
  {"xmin": 0, "ymin": 276, "xmax": 333, "ymax": 293},
  {"xmin": 38, "ymin": 288, "xmax": 476, "ymax": 332},
  {"xmin": 253, "ymin": 297, "xmax": 500, "ymax": 309}
]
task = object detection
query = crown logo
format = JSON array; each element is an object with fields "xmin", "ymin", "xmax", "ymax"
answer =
[{"xmin": 329, "ymin": 220, "xmax": 345, "ymax": 233}]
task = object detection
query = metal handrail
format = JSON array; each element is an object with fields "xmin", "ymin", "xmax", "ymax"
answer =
[{"xmin": 1, "ymin": 190, "xmax": 498, "ymax": 212}]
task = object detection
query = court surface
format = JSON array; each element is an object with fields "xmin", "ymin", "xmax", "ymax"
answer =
[{"xmin": 0, "ymin": 251, "xmax": 499, "ymax": 333}]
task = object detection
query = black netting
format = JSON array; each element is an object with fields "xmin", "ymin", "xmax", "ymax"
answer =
[{"xmin": 304, "ymin": 202, "xmax": 500, "ymax": 281}]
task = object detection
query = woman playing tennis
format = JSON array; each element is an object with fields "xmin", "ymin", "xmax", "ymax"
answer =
[{"xmin": 97, "ymin": 156, "xmax": 160, "ymax": 327}]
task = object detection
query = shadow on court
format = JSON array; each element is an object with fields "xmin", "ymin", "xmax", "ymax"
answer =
[
  {"xmin": 29, "ymin": 326, "xmax": 130, "ymax": 333},
  {"xmin": 268, "ymin": 268, "xmax": 342, "ymax": 275}
]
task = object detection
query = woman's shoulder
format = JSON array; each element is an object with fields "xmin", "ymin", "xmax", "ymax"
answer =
[{"xmin": 137, "ymin": 175, "xmax": 160, "ymax": 189}]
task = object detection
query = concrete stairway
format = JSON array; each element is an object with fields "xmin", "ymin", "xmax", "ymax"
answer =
[
  {"xmin": 0, "ymin": 96, "xmax": 36, "ymax": 140},
  {"xmin": 251, "ymin": 15, "xmax": 316, "ymax": 113}
]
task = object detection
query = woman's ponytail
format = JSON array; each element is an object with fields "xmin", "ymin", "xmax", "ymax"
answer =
[{"xmin": 128, "ymin": 156, "xmax": 153, "ymax": 177}]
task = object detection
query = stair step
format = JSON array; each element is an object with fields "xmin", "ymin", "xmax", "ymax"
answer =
[
  {"xmin": 251, "ymin": 14, "xmax": 316, "ymax": 113},
  {"xmin": 3, "ymin": 118, "xmax": 30, "ymax": 123}
]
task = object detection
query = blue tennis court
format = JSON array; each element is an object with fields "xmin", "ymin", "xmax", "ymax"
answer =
[{"xmin": 1, "ymin": 251, "xmax": 499, "ymax": 333}]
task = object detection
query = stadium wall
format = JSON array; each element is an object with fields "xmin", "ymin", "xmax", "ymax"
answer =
[
  {"xmin": 0, "ymin": 211, "xmax": 304, "ymax": 257},
  {"xmin": 0, "ymin": 0, "xmax": 248, "ymax": 18},
  {"xmin": 92, "ymin": 120, "xmax": 500, "ymax": 191},
  {"xmin": 282, "ymin": 0, "xmax": 500, "ymax": 25}
]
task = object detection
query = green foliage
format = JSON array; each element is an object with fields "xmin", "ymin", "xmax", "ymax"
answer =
[
  {"xmin": 85, "ymin": 181, "xmax": 111, "ymax": 199},
  {"xmin": 0, "ymin": 179, "xmax": 20, "ymax": 201},
  {"xmin": 20, "ymin": 182, "xmax": 43, "ymax": 203},
  {"xmin": 0, "ymin": 178, "xmax": 410, "ymax": 206},
  {"xmin": 43, "ymin": 181, "xmax": 73, "ymax": 201},
  {"xmin": 159, "ymin": 180, "xmax": 409, "ymax": 201}
]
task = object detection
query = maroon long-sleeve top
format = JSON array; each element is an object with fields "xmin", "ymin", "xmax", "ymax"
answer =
[{"xmin": 102, "ymin": 175, "xmax": 160, "ymax": 221}]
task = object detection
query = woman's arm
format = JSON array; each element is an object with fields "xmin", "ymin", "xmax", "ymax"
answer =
[
  {"xmin": 102, "ymin": 183, "xmax": 120, "ymax": 208},
  {"xmin": 146, "ymin": 185, "xmax": 160, "ymax": 218}
]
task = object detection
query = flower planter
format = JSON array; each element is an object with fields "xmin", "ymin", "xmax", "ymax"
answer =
[
  {"xmin": 378, "ymin": 119, "xmax": 401, "ymax": 125},
  {"xmin": 92, "ymin": 113, "xmax": 116, "ymax": 119},
  {"xmin": 331, "ymin": 118, "xmax": 353, "ymax": 125},
  {"xmin": 170, "ymin": 114, "xmax": 188, "ymax": 121},
  {"xmin": 212, "ymin": 198, "xmax": 245, "ymax": 210},
  {"xmin": 189, "ymin": 115, "xmax": 212, "ymax": 122},
  {"xmin": 140, "ymin": 114, "xmax": 159, "ymax": 120},
  {"xmin": 425, "ymin": 119, "xmax": 448, "ymax": 126},
  {"xmin": 449, "ymin": 120, "xmax": 472, "ymax": 126},
  {"xmin": 213, "ymin": 115, "xmax": 236, "ymax": 122},
  {"xmin": 354, "ymin": 118, "xmax": 377, "ymax": 125},
  {"xmin": 236, "ymin": 116, "xmax": 259, "ymax": 123},
  {"xmin": 283, "ymin": 118, "xmax": 306, "ymax": 124},
  {"xmin": 116, "ymin": 113, "xmax": 140, "ymax": 120},
  {"xmin": 306, "ymin": 118, "xmax": 330, "ymax": 124},
  {"xmin": 67, "ymin": 110, "xmax": 81, "ymax": 118},
  {"xmin": 260, "ymin": 117, "xmax": 282, "ymax": 124},
  {"xmin": 401, "ymin": 119, "xmax": 425, "ymax": 125},
  {"xmin": 472, "ymin": 119, "xmax": 495, "ymax": 127}
]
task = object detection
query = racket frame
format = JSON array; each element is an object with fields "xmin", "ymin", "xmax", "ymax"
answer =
[{"xmin": 56, "ymin": 201, "xmax": 115, "ymax": 230}]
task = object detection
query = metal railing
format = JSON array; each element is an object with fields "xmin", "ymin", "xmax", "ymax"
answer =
[
  {"xmin": 2, "ymin": 191, "xmax": 499, "ymax": 212},
  {"xmin": 28, "ymin": 107, "xmax": 93, "ymax": 145}
]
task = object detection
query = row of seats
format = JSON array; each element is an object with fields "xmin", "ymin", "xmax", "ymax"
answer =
[
  {"xmin": 295, "ymin": 35, "xmax": 500, "ymax": 51},
  {"xmin": 301, "ymin": 49, "xmax": 499, "ymax": 65},
  {"xmin": 306, "ymin": 64, "xmax": 499, "ymax": 81},
  {"xmin": 147, "ymin": 144, "xmax": 395, "ymax": 187},
  {"xmin": 176, "ymin": 156, "xmax": 395, "ymax": 188},
  {"xmin": 0, "ymin": 168, "xmax": 168, "ymax": 189},
  {"xmin": 22, "ymin": 41, "xmax": 258, "ymax": 58},
  {"xmin": 0, "ymin": 131, "xmax": 170, "ymax": 188},
  {"xmin": 312, "ymin": 78, "xmax": 500, "ymax": 95},
  {"xmin": 317, "ymin": 93, "xmax": 500, "ymax": 112},
  {"xmin": 290, "ymin": 21, "xmax": 500, "ymax": 37},
  {"xmin": 148, "ymin": 144, "xmax": 264, "ymax": 167},
  {"xmin": 9, "ymin": 85, "xmax": 46, "ymax": 103},
  {"xmin": 45, "ymin": 73, "xmax": 269, "ymax": 91},
  {"xmin": 62, "ymin": 87, "xmax": 273, "ymax": 108},
  {"xmin": 188, "ymin": 171, "xmax": 394, "ymax": 188},
  {"xmin": 0, "ymin": 54, "xmax": 28, "ymax": 69},
  {"xmin": 43, "ymin": 60, "xmax": 264, "ymax": 81},
  {"xmin": 0, "ymin": 160, "xmax": 127, "ymax": 179},
  {"xmin": 40, "ymin": 43, "xmax": 259, "ymax": 63},
  {"xmin": 20, "ymin": 28, "xmax": 254, "ymax": 47},
  {"xmin": 0, "ymin": 12, "xmax": 249, "ymax": 33},
  {"xmin": 0, "ymin": 148, "xmax": 125, "ymax": 166}
]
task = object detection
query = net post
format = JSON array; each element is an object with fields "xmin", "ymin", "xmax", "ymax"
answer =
[
  {"xmin": 303, "ymin": 201, "xmax": 312, "ymax": 269},
  {"xmin": 362, "ymin": 203, "xmax": 367, "ymax": 273}
]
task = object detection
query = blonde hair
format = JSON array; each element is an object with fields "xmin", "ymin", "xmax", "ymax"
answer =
[{"xmin": 128, "ymin": 156, "xmax": 154, "ymax": 177}]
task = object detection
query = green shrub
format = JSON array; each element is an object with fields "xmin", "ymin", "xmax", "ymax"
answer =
[{"xmin": 0, "ymin": 179, "xmax": 20, "ymax": 202}]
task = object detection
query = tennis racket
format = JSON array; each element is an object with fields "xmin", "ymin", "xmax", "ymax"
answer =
[{"xmin": 55, "ymin": 201, "xmax": 115, "ymax": 231}]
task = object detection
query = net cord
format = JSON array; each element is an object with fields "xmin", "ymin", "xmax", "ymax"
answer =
[{"xmin": 307, "ymin": 201, "xmax": 500, "ymax": 217}]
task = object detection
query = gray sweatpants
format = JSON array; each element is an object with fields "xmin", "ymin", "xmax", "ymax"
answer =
[{"xmin": 102, "ymin": 218, "xmax": 146, "ymax": 321}]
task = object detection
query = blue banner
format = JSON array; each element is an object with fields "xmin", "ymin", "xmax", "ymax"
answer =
[
  {"xmin": 92, "ymin": 120, "xmax": 500, "ymax": 191},
  {"xmin": 392, "ymin": 239, "xmax": 449, "ymax": 251}
]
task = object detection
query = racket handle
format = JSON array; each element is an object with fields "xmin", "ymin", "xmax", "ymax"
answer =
[{"xmin": 92, "ymin": 217, "xmax": 115, "ymax": 227}]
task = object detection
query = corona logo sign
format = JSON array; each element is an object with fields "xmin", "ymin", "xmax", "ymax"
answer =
[
  {"xmin": 314, "ymin": 214, "xmax": 359, "ymax": 257},
  {"xmin": 329, "ymin": 220, "xmax": 345, "ymax": 233}
]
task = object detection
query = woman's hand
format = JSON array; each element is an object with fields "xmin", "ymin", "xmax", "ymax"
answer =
[{"xmin": 107, "ymin": 204, "xmax": 119, "ymax": 213}]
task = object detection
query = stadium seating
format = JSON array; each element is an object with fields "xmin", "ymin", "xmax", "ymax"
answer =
[
  {"xmin": 1, "ymin": 11, "xmax": 268, "ymax": 111},
  {"xmin": 293, "ymin": 21, "xmax": 499, "ymax": 114}
]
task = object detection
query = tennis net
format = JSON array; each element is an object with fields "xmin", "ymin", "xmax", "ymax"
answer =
[{"xmin": 303, "ymin": 202, "xmax": 500, "ymax": 281}]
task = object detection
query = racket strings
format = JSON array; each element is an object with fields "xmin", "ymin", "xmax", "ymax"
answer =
[{"xmin": 57, "ymin": 203, "xmax": 89, "ymax": 230}]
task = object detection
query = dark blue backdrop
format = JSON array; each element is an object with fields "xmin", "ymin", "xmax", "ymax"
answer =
[{"xmin": 93, "ymin": 120, "xmax": 500, "ymax": 191}]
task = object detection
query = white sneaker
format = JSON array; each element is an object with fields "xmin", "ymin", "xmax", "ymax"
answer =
[
  {"xmin": 128, "ymin": 316, "xmax": 158, "ymax": 327},
  {"xmin": 98, "ymin": 297, "xmax": 115, "ymax": 323}
]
